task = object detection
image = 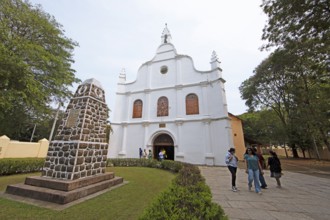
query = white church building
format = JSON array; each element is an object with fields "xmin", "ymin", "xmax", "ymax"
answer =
[{"xmin": 109, "ymin": 25, "xmax": 233, "ymax": 166}]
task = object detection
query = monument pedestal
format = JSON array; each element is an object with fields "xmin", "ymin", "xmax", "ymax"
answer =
[
  {"xmin": 6, "ymin": 173, "xmax": 123, "ymax": 204},
  {"xmin": 5, "ymin": 79, "xmax": 123, "ymax": 205}
]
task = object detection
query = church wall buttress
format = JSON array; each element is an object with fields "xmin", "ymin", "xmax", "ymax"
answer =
[
  {"xmin": 125, "ymin": 95, "xmax": 132, "ymax": 121},
  {"xmin": 119, "ymin": 123, "xmax": 127, "ymax": 156},
  {"xmin": 201, "ymin": 83, "xmax": 209, "ymax": 116}
]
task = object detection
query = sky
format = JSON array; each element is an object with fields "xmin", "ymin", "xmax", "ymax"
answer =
[{"xmin": 29, "ymin": 0, "xmax": 270, "ymax": 117}]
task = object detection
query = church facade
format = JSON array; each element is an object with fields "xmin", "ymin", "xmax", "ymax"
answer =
[{"xmin": 109, "ymin": 26, "xmax": 233, "ymax": 166}]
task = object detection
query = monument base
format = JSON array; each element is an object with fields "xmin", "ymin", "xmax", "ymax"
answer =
[{"xmin": 5, "ymin": 172, "xmax": 123, "ymax": 204}]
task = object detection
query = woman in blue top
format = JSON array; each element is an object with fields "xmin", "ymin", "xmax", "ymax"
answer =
[{"xmin": 244, "ymin": 147, "xmax": 263, "ymax": 194}]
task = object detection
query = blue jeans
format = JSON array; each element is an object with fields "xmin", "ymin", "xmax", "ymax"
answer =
[{"xmin": 248, "ymin": 169, "xmax": 261, "ymax": 193}]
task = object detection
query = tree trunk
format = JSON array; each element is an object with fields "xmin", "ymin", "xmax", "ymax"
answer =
[
  {"xmin": 307, "ymin": 148, "xmax": 312, "ymax": 159},
  {"xmin": 291, "ymin": 144, "xmax": 299, "ymax": 158},
  {"xmin": 284, "ymin": 144, "xmax": 289, "ymax": 158},
  {"xmin": 302, "ymin": 149, "xmax": 306, "ymax": 158},
  {"xmin": 313, "ymin": 136, "xmax": 321, "ymax": 160}
]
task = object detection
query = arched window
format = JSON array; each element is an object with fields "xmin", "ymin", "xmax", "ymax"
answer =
[
  {"xmin": 186, "ymin": 93, "xmax": 199, "ymax": 115},
  {"xmin": 132, "ymin": 99, "xmax": 143, "ymax": 118},
  {"xmin": 157, "ymin": 96, "xmax": 169, "ymax": 117}
]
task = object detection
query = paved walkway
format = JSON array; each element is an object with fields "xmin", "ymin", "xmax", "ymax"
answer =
[{"xmin": 199, "ymin": 166, "xmax": 330, "ymax": 220}]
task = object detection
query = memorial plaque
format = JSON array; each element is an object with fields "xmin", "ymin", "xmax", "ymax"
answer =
[{"xmin": 66, "ymin": 109, "xmax": 80, "ymax": 127}]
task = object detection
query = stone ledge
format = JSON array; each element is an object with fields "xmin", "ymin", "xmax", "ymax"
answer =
[{"xmin": 25, "ymin": 173, "xmax": 114, "ymax": 191}]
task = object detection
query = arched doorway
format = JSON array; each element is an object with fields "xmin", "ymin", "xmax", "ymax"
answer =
[{"xmin": 153, "ymin": 134, "xmax": 174, "ymax": 160}]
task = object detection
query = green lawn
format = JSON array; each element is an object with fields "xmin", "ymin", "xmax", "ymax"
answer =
[{"xmin": 0, "ymin": 167, "xmax": 175, "ymax": 220}]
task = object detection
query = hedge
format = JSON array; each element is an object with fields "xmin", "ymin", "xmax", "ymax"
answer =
[
  {"xmin": 107, "ymin": 158, "xmax": 183, "ymax": 172},
  {"xmin": 0, "ymin": 158, "xmax": 44, "ymax": 176}
]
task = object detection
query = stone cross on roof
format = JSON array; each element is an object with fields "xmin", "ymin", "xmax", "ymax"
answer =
[
  {"xmin": 161, "ymin": 23, "xmax": 172, "ymax": 44},
  {"xmin": 210, "ymin": 51, "xmax": 219, "ymax": 63}
]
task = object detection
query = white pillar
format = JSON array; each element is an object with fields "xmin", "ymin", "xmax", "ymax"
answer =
[
  {"xmin": 175, "ymin": 120, "xmax": 184, "ymax": 161},
  {"xmin": 201, "ymin": 82, "xmax": 209, "ymax": 116},
  {"xmin": 125, "ymin": 93, "xmax": 132, "ymax": 121},
  {"xmin": 144, "ymin": 89, "xmax": 150, "ymax": 120},
  {"xmin": 203, "ymin": 118, "xmax": 214, "ymax": 165},
  {"xmin": 176, "ymin": 86, "xmax": 183, "ymax": 117},
  {"xmin": 176, "ymin": 59, "xmax": 182, "ymax": 85},
  {"xmin": 143, "ymin": 122, "xmax": 149, "ymax": 148},
  {"xmin": 119, "ymin": 123, "xmax": 128, "ymax": 157}
]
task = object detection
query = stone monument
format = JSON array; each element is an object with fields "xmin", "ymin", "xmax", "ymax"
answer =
[{"xmin": 6, "ymin": 78, "xmax": 123, "ymax": 204}]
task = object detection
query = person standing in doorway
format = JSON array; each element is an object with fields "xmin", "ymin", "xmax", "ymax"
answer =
[
  {"xmin": 225, "ymin": 148, "xmax": 238, "ymax": 192},
  {"xmin": 139, "ymin": 148, "xmax": 143, "ymax": 159},
  {"xmin": 158, "ymin": 149, "xmax": 164, "ymax": 161},
  {"xmin": 148, "ymin": 149, "xmax": 152, "ymax": 159},
  {"xmin": 162, "ymin": 149, "xmax": 167, "ymax": 159},
  {"xmin": 244, "ymin": 147, "xmax": 263, "ymax": 194},
  {"xmin": 143, "ymin": 149, "xmax": 148, "ymax": 159},
  {"xmin": 268, "ymin": 150, "xmax": 282, "ymax": 188}
]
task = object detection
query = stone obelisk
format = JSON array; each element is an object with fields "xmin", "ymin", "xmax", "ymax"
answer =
[
  {"xmin": 43, "ymin": 78, "xmax": 109, "ymax": 180},
  {"xmin": 6, "ymin": 79, "xmax": 123, "ymax": 204}
]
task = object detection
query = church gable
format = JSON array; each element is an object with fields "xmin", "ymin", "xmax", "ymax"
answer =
[{"xmin": 109, "ymin": 25, "xmax": 233, "ymax": 166}]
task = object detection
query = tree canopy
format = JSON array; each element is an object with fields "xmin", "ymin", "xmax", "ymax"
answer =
[
  {"xmin": 0, "ymin": 0, "xmax": 80, "ymax": 140},
  {"xmin": 240, "ymin": 0, "xmax": 330, "ymax": 156},
  {"xmin": 261, "ymin": 0, "xmax": 330, "ymax": 64}
]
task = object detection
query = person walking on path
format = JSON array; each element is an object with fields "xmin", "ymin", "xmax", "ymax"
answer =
[
  {"xmin": 268, "ymin": 150, "xmax": 282, "ymax": 188},
  {"xmin": 244, "ymin": 147, "xmax": 263, "ymax": 194},
  {"xmin": 225, "ymin": 148, "xmax": 239, "ymax": 192},
  {"xmin": 253, "ymin": 147, "xmax": 268, "ymax": 189}
]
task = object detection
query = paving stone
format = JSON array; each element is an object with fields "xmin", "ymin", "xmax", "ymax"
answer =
[
  {"xmin": 305, "ymin": 213, "xmax": 330, "ymax": 220},
  {"xmin": 246, "ymin": 209, "xmax": 277, "ymax": 220},
  {"xmin": 268, "ymin": 211, "xmax": 314, "ymax": 220},
  {"xmin": 223, "ymin": 207, "xmax": 251, "ymax": 219},
  {"xmin": 271, "ymin": 202, "xmax": 304, "ymax": 212},
  {"xmin": 200, "ymin": 166, "xmax": 330, "ymax": 220},
  {"xmin": 228, "ymin": 201, "xmax": 254, "ymax": 209},
  {"xmin": 249, "ymin": 201, "xmax": 278, "ymax": 211}
]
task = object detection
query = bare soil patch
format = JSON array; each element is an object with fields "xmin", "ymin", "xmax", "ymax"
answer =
[
  {"xmin": 238, "ymin": 157, "xmax": 330, "ymax": 179},
  {"xmin": 280, "ymin": 158, "xmax": 330, "ymax": 179}
]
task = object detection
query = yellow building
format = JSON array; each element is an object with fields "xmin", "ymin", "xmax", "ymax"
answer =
[{"xmin": 229, "ymin": 113, "xmax": 246, "ymax": 160}]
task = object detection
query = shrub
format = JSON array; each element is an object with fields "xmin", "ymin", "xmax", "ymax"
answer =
[
  {"xmin": 0, "ymin": 158, "xmax": 44, "ymax": 176},
  {"xmin": 174, "ymin": 164, "xmax": 204, "ymax": 187},
  {"xmin": 139, "ymin": 184, "xmax": 225, "ymax": 220},
  {"xmin": 159, "ymin": 160, "xmax": 183, "ymax": 172},
  {"xmin": 139, "ymin": 165, "xmax": 227, "ymax": 220},
  {"xmin": 107, "ymin": 158, "xmax": 161, "ymax": 168},
  {"xmin": 107, "ymin": 158, "xmax": 183, "ymax": 172}
]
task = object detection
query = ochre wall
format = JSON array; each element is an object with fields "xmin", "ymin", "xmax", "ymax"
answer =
[
  {"xmin": 0, "ymin": 135, "xmax": 49, "ymax": 158},
  {"xmin": 229, "ymin": 114, "xmax": 246, "ymax": 160}
]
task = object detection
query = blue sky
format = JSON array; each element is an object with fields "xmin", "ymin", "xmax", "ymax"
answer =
[{"xmin": 29, "ymin": 0, "xmax": 270, "ymax": 116}]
